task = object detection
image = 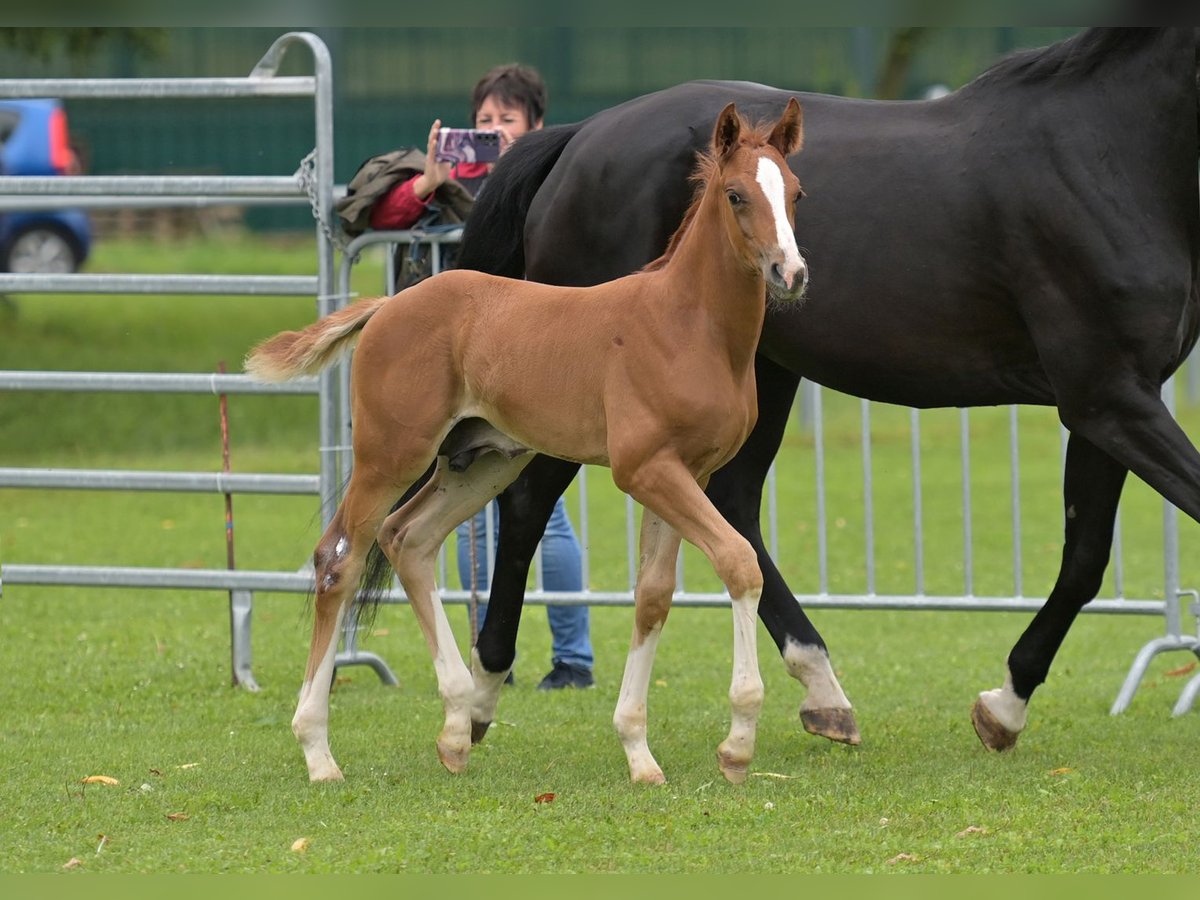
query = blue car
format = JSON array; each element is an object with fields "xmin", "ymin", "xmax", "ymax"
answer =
[{"xmin": 0, "ymin": 99, "xmax": 91, "ymax": 273}]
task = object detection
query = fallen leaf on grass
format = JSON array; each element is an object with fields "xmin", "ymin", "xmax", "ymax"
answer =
[
  {"xmin": 80, "ymin": 775, "xmax": 119, "ymax": 786},
  {"xmin": 177, "ymin": 763, "xmax": 200, "ymax": 770},
  {"xmin": 148, "ymin": 768, "xmax": 163, "ymax": 777},
  {"xmin": 1049, "ymin": 767, "xmax": 1074, "ymax": 776},
  {"xmin": 165, "ymin": 812, "xmax": 190, "ymax": 822},
  {"xmin": 654, "ymin": 679, "xmax": 668, "ymax": 687},
  {"xmin": 887, "ymin": 853, "xmax": 918, "ymax": 865},
  {"xmin": 62, "ymin": 858, "xmax": 83, "ymax": 870},
  {"xmin": 750, "ymin": 771, "xmax": 799, "ymax": 780},
  {"xmin": 534, "ymin": 792, "xmax": 556, "ymax": 804},
  {"xmin": 956, "ymin": 826, "xmax": 988, "ymax": 837},
  {"xmin": 291, "ymin": 837, "xmax": 310, "ymax": 853},
  {"xmin": 371, "ymin": 628, "xmax": 390, "ymax": 637},
  {"xmin": 334, "ymin": 676, "xmax": 353, "ymax": 686},
  {"xmin": 1165, "ymin": 661, "xmax": 1197, "ymax": 677}
]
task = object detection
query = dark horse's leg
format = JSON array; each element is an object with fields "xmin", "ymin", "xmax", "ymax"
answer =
[
  {"xmin": 469, "ymin": 453, "xmax": 582, "ymax": 742},
  {"xmin": 707, "ymin": 354, "xmax": 859, "ymax": 745},
  {"xmin": 972, "ymin": 433, "xmax": 1127, "ymax": 750}
]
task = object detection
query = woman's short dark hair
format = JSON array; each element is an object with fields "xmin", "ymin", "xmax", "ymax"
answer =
[{"xmin": 471, "ymin": 63, "xmax": 547, "ymax": 127}]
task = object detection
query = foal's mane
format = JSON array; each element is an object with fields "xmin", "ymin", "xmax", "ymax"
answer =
[{"xmin": 641, "ymin": 115, "xmax": 778, "ymax": 273}]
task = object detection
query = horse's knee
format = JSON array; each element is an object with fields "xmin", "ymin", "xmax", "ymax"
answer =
[{"xmin": 716, "ymin": 536, "xmax": 762, "ymax": 600}]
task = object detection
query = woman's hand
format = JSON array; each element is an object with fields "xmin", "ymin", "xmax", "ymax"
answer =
[{"xmin": 411, "ymin": 119, "xmax": 453, "ymax": 199}]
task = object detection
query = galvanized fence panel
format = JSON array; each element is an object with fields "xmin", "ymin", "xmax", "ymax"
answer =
[
  {"xmin": 0, "ymin": 32, "xmax": 340, "ymax": 693},
  {"xmin": 5, "ymin": 51, "xmax": 1196, "ymax": 713},
  {"xmin": 331, "ymin": 231, "xmax": 1199, "ymax": 715}
]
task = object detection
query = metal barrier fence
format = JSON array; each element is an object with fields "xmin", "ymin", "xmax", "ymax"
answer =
[
  {"xmin": 0, "ymin": 32, "xmax": 340, "ymax": 692},
  {"xmin": 332, "ymin": 229, "xmax": 1200, "ymax": 715},
  {"xmin": 3, "ymin": 54, "xmax": 1196, "ymax": 714}
]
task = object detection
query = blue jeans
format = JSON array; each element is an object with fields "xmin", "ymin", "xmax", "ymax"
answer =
[{"xmin": 456, "ymin": 496, "xmax": 593, "ymax": 671}]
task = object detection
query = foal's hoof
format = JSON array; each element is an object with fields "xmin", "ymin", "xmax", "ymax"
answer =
[
  {"xmin": 971, "ymin": 698, "xmax": 1020, "ymax": 752},
  {"xmin": 801, "ymin": 707, "xmax": 862, "ymax": 746},
  {"xmin": 308, "ymin": 768, "xmax": 344, "ymax": 784},
  {"xmin": 716, "ymin": 750, "xmax": 750, "ymax": 785},
  {"xmin": 630, "ymin": 765, "xmax": 667, "ymax": 785},
  {"xmin": 436, "ymin": 736, "xmax": 470, "ymax": 774},
  {"xmin": 470, "ymin": 720, "xmax": 491, "ymax": 745}
]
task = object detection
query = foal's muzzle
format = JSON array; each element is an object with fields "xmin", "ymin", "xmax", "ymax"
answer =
[{"xmin": 767, "ymin": 256, "xmax": 809, "ymax": 302}]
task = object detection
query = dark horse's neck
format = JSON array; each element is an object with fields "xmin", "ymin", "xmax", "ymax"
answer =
[
  {"xmin": 966, "ymin": 28, "xmax": 1198, "ymax": 177},
  {"xmin": 967, "ymin": 28, "xmax": 1181, "ymax": 90}
]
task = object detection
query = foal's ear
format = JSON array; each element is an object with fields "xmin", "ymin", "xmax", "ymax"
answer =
[
  {"xmin": 768, "ymin": 97, "xmax": 804, "ymax": 157},
  {"xmin": 713, "ymin": 102, "xmax": 741, "ymax": 159}
]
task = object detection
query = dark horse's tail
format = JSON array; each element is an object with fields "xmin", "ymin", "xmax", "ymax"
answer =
[
  {"xmin": 456, "ymin": 122, "xmax": 584, "ymax": 276},
  {"xmin": 355, "ymin": 121, "xmax": 584, "ymax": 623}
]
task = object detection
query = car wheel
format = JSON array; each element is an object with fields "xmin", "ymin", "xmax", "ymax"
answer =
[{"xmin": 3, "ymin": 224, "xmax": 82, "ymax": 274}]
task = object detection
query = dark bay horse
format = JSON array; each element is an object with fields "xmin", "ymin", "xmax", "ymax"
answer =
[
  {"xmin": 452, "ymin": 27, "xmax": 1200, "ymax": 752},
  {"xmin": 249, "ymin": 101, "xmax": 808, "ymax": 783}
]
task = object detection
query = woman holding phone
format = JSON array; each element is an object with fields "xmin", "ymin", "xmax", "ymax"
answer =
[{"xmin": 369, "ymin": 63, "xmax": 595, "ymax": 691}]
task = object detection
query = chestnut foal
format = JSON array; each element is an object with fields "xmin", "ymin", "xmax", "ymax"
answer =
[{"xmin": 246, "ymin": 99, "xmax": 808, "ymax": 785}]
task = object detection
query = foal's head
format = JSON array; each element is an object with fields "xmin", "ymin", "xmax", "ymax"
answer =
[{"xmin": 708, "ymin": 98, "xmax": 808, "ymax": 301}]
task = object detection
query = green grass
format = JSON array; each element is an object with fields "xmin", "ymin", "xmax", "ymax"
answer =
[{"xmin": 2, "ymin": 235, "xmax": 1199, "ymax": 873}]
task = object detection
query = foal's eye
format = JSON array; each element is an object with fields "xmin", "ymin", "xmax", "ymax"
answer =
[{"xmin": 727, "ymin": 190, "xmax": 743, "ymax": 206}]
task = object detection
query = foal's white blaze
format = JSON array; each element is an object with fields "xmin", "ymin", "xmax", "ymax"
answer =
[
  {"xmin": 976, "ymin": 669, "xmax": 1028, "ymax": 733},
  {"xmin": 755, "ymin": 156, "xmax": 804, "ymax": 285},
  {"xmin": 783, "ymin": 639, "xmax": 852, "ymax": 712}
]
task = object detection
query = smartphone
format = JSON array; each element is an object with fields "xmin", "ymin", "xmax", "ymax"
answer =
[{"xmin": 434, "ymin": 128, "xmax": 501, "ymax": 165}]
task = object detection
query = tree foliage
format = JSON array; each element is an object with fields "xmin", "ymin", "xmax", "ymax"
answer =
[{"xmin": 0, "ymin": 28, "xmax": 166, "ymax": 62}]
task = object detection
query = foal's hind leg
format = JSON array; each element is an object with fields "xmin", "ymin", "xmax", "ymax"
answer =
[
  {"xmin": 378, "ymin": 451, "xmax": 533, "ymax": 773},
  {"xmin": 474, "ymin": 455, "xmax": 583, "ymax": 705},
  {"xmin": 613, "ymin": 509, "xmax": 681, "ymax": 784},
  {"xmin": 621, "ymin": 458, "xmax": 765, "ymax": 784},
  {"xmin": 293, "ymin": 470, "xmax": 398, "ymax": 782}
]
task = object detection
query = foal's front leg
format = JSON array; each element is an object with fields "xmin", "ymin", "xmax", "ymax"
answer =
[
  {"xmin": 624, "ymin": 460, "xmax": 765, "ymax": 784},
  {"xmin": 614, "ymin": 509, "xmax": 681, "ymax": 784}
]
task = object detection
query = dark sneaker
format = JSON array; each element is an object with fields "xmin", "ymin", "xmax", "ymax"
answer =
[{"xmin": 537, "ymin": 661, "xmax": 594, "ymax": 690}]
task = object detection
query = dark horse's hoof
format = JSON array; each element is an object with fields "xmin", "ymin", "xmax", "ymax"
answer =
[
  {"xmin": 970, "ymin": 699, "xmax": 1020, "ymax": 752},
  {"xmin": 801, "ymin": 707, "xmax": 862, "ymax": 745},
  {"xmin": 470, "ymin": 720, "xmax": 491, "ymax": 745}
]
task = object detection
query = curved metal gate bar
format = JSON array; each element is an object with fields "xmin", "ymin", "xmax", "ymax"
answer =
[{"xmin": 0, "ymin": 32, "xmax": 340, "ymax": 692}]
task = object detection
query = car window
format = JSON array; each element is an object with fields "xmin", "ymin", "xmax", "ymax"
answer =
[{"xmin": 0, "ymin": 109, "xmax": 20, "ymax": 147}]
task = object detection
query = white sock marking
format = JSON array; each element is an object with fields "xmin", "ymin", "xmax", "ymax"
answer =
[
  {"xmin": 784, "ymin": 639, "xmax": 852, "ymax": 710},
  {"xmin": 977, "ymin": 669, "xmax": 1028, "ymax": 733}
]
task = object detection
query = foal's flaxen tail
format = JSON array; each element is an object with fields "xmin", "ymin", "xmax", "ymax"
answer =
[{"xmin": 244, "ymin": 296, "xmax": 389, "ymax": 382}]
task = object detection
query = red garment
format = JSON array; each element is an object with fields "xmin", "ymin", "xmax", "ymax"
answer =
[{"xmin": 368, "ymin": 162, "xmax": 490, "ymax": 230}]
